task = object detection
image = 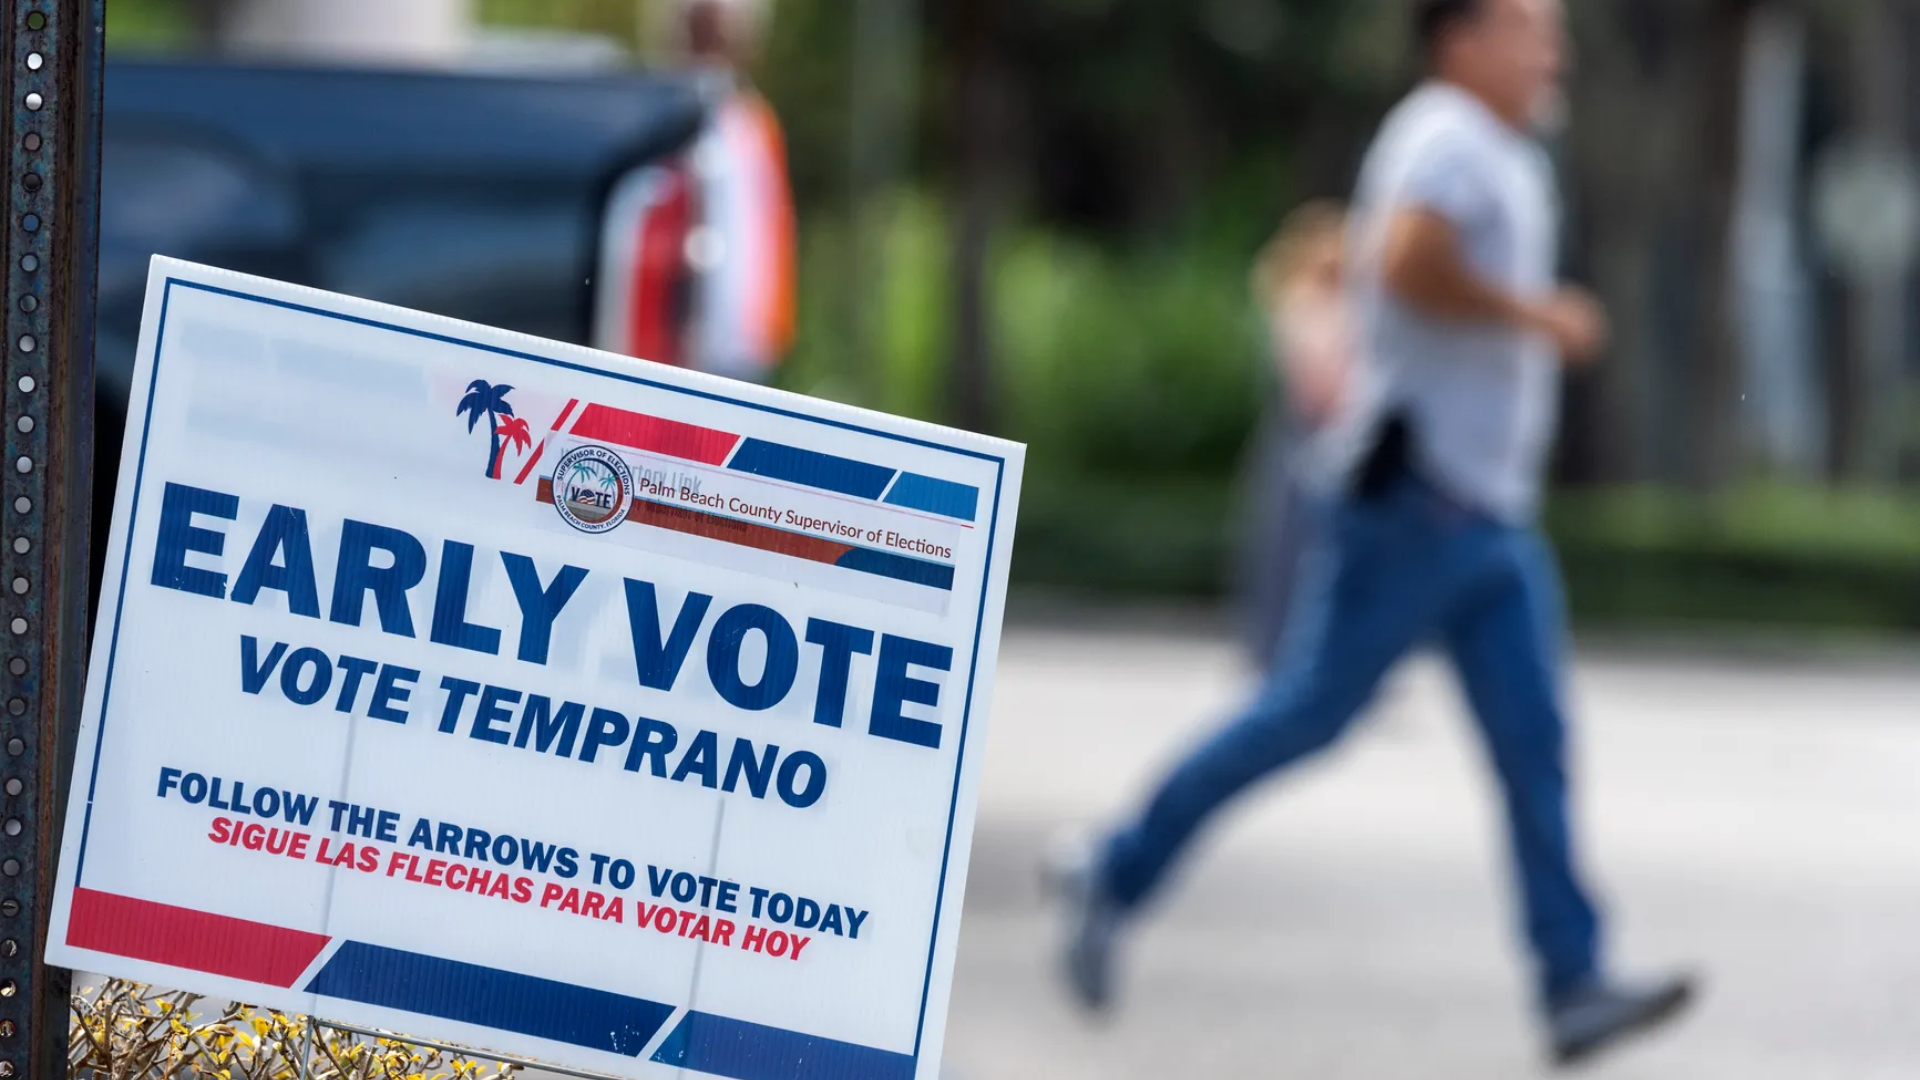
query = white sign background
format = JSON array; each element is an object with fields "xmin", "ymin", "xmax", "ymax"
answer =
[{"xmin": 47, "ymin": 258, "xmax": 1023, "ymax": 1080}]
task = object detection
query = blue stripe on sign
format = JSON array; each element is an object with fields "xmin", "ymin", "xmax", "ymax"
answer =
[
  {"xmin": 649, "ymin": 1011, "xmax": 916, "ymax": 1080},
  {"xmin": 882, "ymin": 473, "xmax": 979, "ymax": 522},
  {"xmin": 728, "ymin": 439, "xmax": 897, "ymax": 500},
  {"xmin": 834, "ymin": 547, "xmax": 956, "ymax": 591},
  {"xmin": 305, "ymin": 942, "xmax": 675, "ymax": 1057}
]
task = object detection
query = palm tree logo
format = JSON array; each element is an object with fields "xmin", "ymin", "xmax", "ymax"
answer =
[
  {"xmin": 567, "ymin": 459, "xmax": 600, "ymax": 491},
  {"xmin": 456, "ymin": 380, "xmax": 520, "ymax": 478},
  {"xmin": 568, "ymin": 458, "xmax": 618, "ymax": 494},
  {"xmin": 495, "ymin": 416, "xmax": 533, "ymax": 478}
]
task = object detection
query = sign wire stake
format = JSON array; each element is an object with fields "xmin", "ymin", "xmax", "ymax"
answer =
[{"xmin": 299, "ymin": 1012, "xmax": 316, "ymax": 1080}]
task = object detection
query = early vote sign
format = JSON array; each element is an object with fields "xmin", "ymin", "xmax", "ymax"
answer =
[{"xmin": 47, "ymin": 259, "xmax": 1023, "ymax": 1080}]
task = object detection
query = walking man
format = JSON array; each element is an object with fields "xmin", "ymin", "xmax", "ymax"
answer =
[{"xmin": 1056, "ymin": 0, "xmax": 1694, "ymax": 1065}]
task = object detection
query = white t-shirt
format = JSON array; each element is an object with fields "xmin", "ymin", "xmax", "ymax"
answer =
[{"xmin": 1323, "ymin": 81, "xmax": 1561, "ymax": 523}]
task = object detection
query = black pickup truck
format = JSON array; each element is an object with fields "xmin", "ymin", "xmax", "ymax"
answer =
[{"xmin": 94, "ymin": 58, "xmax": 713, "ymax": 586}]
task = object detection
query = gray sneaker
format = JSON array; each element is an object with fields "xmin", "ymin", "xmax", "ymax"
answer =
[
  {"xmin": 1548, "ymin": 973, "xmax": 1696, "ymax": 1066},
  {"xmin": 1042, "ymin": 832, "xmax": 1123, "ymax": 1013}
]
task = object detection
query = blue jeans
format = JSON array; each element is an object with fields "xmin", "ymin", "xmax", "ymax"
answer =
[{"xmin": 1101, "ymin": 475, "xmax": 1601, "ymax": 1000}]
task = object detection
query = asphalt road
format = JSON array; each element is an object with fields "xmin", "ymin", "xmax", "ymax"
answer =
[{"xmin": 943, "ymin": 622, "xmax": 1920, "ymax": 1079}]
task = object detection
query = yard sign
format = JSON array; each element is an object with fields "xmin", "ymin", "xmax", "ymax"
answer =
[{"xmin": 46, "ymin": 258, "xmax": 1023, "ymax": 1080}]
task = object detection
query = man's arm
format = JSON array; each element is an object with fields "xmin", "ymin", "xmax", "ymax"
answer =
[{"xmin": 1379, "ymin": 207, "xmax": 1606, "ymax": 362}]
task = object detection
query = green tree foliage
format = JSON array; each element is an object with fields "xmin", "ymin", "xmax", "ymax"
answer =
[
  {"xmin": 104, "ymin": 0, "xmax": 194, "ymax": 50},
  {"xmin": 93, "ymin": 0, "xmax": 1920, "ymax": 624}
]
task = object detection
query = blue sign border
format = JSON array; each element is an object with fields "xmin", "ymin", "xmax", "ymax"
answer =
[{"xmin": 73, "ymin": 275, "xmax": 1009, "ymax": 1072}]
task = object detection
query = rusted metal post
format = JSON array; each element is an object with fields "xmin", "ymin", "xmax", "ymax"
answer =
[{"xmin": 2, "ymin": 1, "xmax": 103, "ymax": 1079}]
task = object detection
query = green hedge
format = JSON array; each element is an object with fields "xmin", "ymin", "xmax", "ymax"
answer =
[
  {"xmin": 1013, "ymin": 474, "xmax": 1239, "ymax": 597},
  {"xmin": 1012, "ymin": 478, "xmax": 1920, "ymax": 633},
  {"xmin": 1548, "ymin": 487, "xmax": 1920, "ymax": 632}
]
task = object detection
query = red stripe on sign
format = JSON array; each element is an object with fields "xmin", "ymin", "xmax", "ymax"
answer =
[
  {"xmin": 512, "ymin": 440, "xmax": 546, "ymax": 485},
  {"xmin": 512, "ymin": 400, "xmax": 581, "ymax": 486},
  {"xmin": 569, "ymin": 404, "xmax": 739, "ymax": 466},
  {"xmin": 67, "ymin": 888, "xmax": 330, "ymax": 988}
]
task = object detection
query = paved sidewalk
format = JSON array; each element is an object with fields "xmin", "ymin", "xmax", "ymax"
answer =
[{"xmin": 943, "ymin": 625, "xmax": 1920, "ymax": 1079}]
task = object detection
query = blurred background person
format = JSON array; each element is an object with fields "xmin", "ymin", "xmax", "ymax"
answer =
[
  {"xmin": 1053, "ymin": 0, "xmax": 1694, "ymax": 1066},
  {"xmin": 1234, "ymin": 200, "xmax": 1353, "ymax": 670},
  {"xmin": 665, "ymin": 0, "xmax": 799, "ymax": 383}
]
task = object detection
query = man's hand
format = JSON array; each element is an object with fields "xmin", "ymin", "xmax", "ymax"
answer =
[
  {"xmin": 1525, "ymin": 287, "xmax": 1608, "ymax": 364},
  {"xmin": 1381, "ymin": 209, "xmax": 1611, "ymax": 363}
]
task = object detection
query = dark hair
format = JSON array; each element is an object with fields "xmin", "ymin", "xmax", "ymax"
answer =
[{"xmin": 1413, "ymin": 0, "xmax": 1482, "ymax": 55}]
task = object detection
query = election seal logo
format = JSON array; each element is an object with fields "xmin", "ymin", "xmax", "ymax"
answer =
[{"xmin": 551, "ymin": 444, "xmax": 634, "ymax": 534}]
